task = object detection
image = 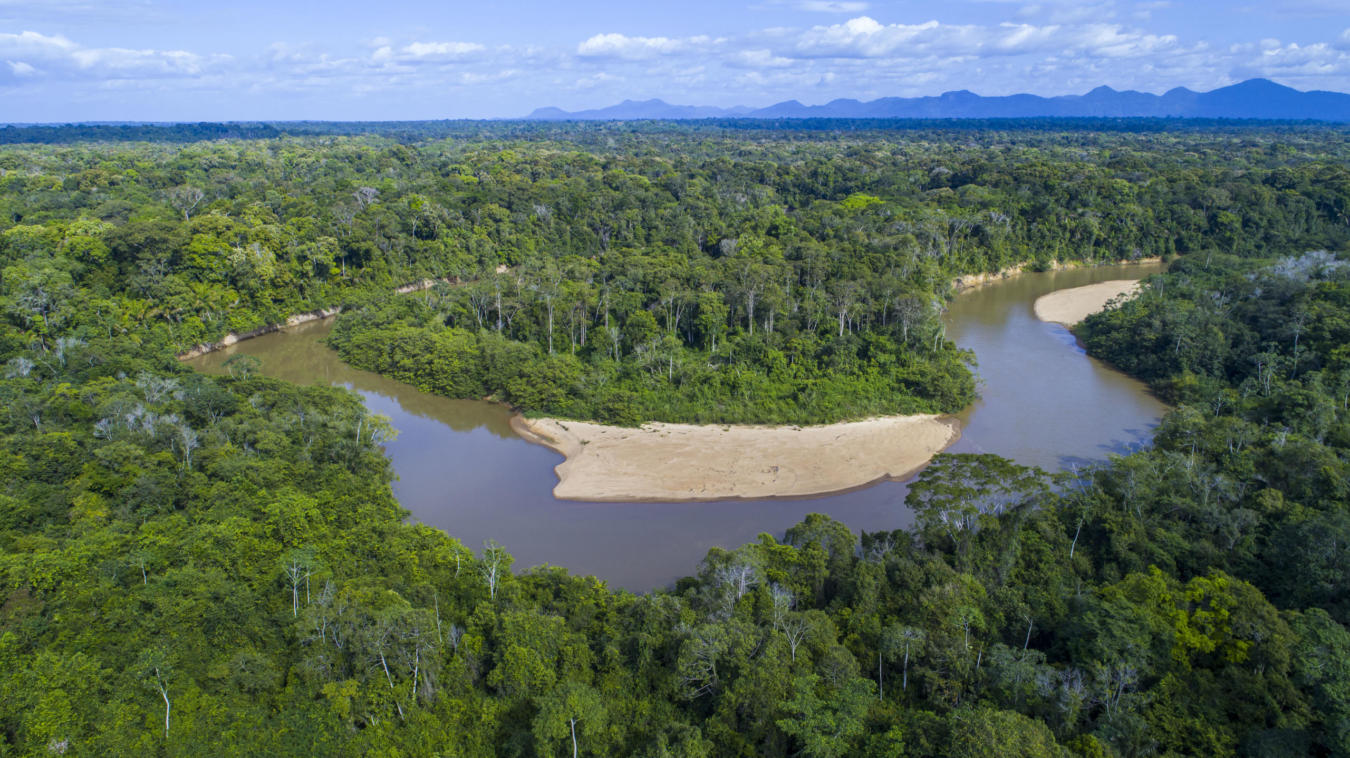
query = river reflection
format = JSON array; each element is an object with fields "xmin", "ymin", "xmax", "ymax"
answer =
[{"xmin": 188, "ymin": 262, "xmax": 1167, "ymax": 591}]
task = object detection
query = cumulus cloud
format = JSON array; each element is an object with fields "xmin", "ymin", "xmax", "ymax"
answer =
[
  {"xmin": 785, "ymin": 16, "xmax": 1180, "ymax": 61},
  {"xmin": 730, "ymin": 49, "xmax": 795, "ymax": 69},
  {"xmin": 5, "ymin": 7, "xmax": 1350, "ymax": 121},
  {"xmin": 1229, "ymin": 38, "xmax": 1350, "ymax": 82},
  {"xmin": 0, "ymin": 30, "xmax": 215, "ymax": 80},
  {"xmin": 400, "ymin": 41, "xmax": 486, "ymax": 60},
  {"xmin": 790, "ymin": 18, "xmax": 944, "ymax": 58},
  {"xmin": 577, "ymin": 33, "xmax": 715, "ymax": 60}
]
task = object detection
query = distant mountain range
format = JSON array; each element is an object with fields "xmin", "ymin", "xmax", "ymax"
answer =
[{"xmin": 526, "ymin": 79, "xmax": 1350, "ymax": 122}]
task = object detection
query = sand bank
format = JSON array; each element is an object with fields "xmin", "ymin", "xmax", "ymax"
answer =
[
  {"xmin": 954, "ymin": 257, "xmax": 1162, "ymax": 291},
  {"xmin": 1033, "ymin": 280, "xmax": 1141, "ymax": 326},
  {"xmin": 512, "ymin": 414, "xmax": 961, "ymax": 502}
]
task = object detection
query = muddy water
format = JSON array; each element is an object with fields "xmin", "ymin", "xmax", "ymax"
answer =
[{"xmin": 187, "ymin": 262, "xmax": 1167, "ymax": 591}]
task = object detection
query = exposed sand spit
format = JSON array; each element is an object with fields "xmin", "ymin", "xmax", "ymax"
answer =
[
  {"xmin": 512, "ymin": 415, "xmax": 961, "ymax": 502},
  {"xmin": 1033, "ymin": 280, "xmax": 1141, "ymax": 326}
]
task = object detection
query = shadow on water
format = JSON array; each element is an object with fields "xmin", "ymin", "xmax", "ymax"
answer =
[
  {"xmin": 187, "ymin": 262, "xmax": 1168, "ymax": 592},
  {"xmin": 1043, "ymin": 323, "xmax": 1088, "ymax": 355},
  {"xmin": 1059, "ymin": 429, "xmax": 1158, "ymax": 471}
]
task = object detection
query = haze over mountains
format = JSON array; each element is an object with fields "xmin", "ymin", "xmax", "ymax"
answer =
[{"xmin": 527, "ymin": 79, "xmax": 1350, "ymax": 122}]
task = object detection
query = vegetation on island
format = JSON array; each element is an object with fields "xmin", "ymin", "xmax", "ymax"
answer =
[
  {"xmin": 325, "ymin": 124, "xmax": 1350, "ymax": 425},
  {"xmin": 0, "ymin": 121, "xmax": 1349, "ymax": 755}
]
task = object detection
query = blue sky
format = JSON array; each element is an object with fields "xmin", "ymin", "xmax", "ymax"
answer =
[{"xmin": 3, "ymin": 0, "xmax": 1350, "ymax": 121}]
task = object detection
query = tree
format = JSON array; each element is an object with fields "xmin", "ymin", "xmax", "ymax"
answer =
[
  {"xmin": 830, "ymin": 280, "xmax": 861, "ymax": 337},
  {"xmin": 678, "ymin": 625, "xmax": 727, "ymax": 699},
  {"xmin": 480, "ymin": 540, "xmax": 510, "ymax": 600},
  {"xmin": 3, "ymin": 260, "xmax": 74, "ymax": 346},
  {"xmin": 894, "ymin": 293, "xmax": 930, "ymax": 345},
  {"xmin": 881, "ymin": 624, "xmax": 925, "ymax": 695},
  {"xmin": 734, "ymin": 258, "xmax": 769, "ymax": 335},
  {"xmin": 776, "ymin": 674, "xmax": 873, "ymax": 758},
  {"xmin": 165, "ymin": 417, "xmax": 199, "ymax": 472},
  {"xmin": 281, "ymin": 548, "xmax": 316, "ymax": 617},
  {"xmin": 906, "ymin": 454, "xmax": 1047, "ymax": 564},
  {"xmin": 530, "ymin": 261, "xmax": 565, "ymax": 354},
  {"xmin": 135, "ymin": 649, "xmax": 173, "ymax": 739},
  {"xmin": 623, "ymin": 310, "xmax": 658, "ymax": 352},
  {"xmin": 695, "ymin": 290, "xmax": 729, "ymax": 352},
  {"xmin": 781, "ymin": 613, "xmax": 810, "ymax": 663},
  {"xmin": 1290, "ymin": 609, "xmax": 1350, "ymax": 755},
  {"xmin": 946, "ymin": 707, "xmax": 1068, "ymax": 757},
  {"xmin": 359, "ymin": 605, "xmax": 417, "ymax": 720},
  {"xmin": 166, "ymin": 185, "xmax": 205, "ymax": 220},
  {"xmin": 534, "ymin": 681, "xmax": 608, "ymax": 758}
]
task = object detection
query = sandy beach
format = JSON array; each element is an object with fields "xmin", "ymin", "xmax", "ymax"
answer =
[
  {"xmin": 513, "ymin": 415, "xmax": 961, "ymax": 502},
  {"xmin": 1033, "ymin": 280, "xmax": 1141, "ymax": 326}
]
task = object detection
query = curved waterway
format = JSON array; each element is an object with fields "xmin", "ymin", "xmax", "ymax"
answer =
[{"xmin": 188, "ymin": 262, "xmax": 1167, "ymax": 591}]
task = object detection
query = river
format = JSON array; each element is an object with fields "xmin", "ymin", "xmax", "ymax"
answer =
[{"xmin": 187, "ymin": 262, "xmax": 1167, "ymax": 591}]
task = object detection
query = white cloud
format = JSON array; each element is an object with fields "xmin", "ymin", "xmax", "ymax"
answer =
[
  {"xmin": 0, "ymin": 30, "xmax": 78, "ymax": 57},
  {"xmin": 458, "ymin": 69, "xmax": 519, "ymax": 85},
  {"xmin": 784, "ymin": 16, "xmax": 1180, "ymax": 61},
  {"xmin": 5, "ymin": 10, "xmax": 1350, "ymax": 121},
  {"xmin": 571, "ymin": 71, "xmax": 622, "ymax": 90},
  {"xmin": 731, "ymin": 49, "xmax": 795, "ymax": 68},
  {"xmin": 0, "ymin": 29, "xmax": 214, "ymax": 80},
  {"xmin": 1229, "ymin": 39, "xmax": 1350, "ymax": 83},
  {"xmin": 791, "ymin": 17, "xmax": 942, "ymax": 58},
  {"xmin": 401, "ymin": 41, "xmax": 486, "ymax": 60},
  {"xmin": 577, "ymin": 33, "xmax": 714, "ymax": 60}
]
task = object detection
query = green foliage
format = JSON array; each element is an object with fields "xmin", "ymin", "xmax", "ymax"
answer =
[
  {"xmin": 777, "ymin": 674, "xmax": 874, "ymax": 758},
  {"xmin": 1, "ymin": 122, "xmax": 1350, "ymax": 756},
  {"xmin": 327, "ymin": 295, "xmax": 975, "ymax": 425},
  {"xmin": 946, "ymin": 707, "xmax": 1068, "ymax": 757}
]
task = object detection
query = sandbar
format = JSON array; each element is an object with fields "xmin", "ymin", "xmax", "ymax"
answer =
[
  {"xmin": 1033, "ymin": 280, "xmax": 1141, "ymax": 326},
  {"xmin": 511, "ymin": 415, "xmax": 960, "ymax": 502}
]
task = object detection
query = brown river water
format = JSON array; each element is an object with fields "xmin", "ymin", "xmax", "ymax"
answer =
[{"xmin": 188, "ymin": 263, "xmax": 1168, "ymax": 591}]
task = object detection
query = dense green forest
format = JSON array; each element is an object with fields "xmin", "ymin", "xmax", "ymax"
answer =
[
  {"xmin": 2, "ymin": 118, "xmax": 1335, "ymax": 145},
  {"xmin": 321, "ymin": 125, "xmax": 1348, "ymax": 424},
  {"xmin": 2, "ymin": 122, "xmax": 1350, "ymax": 755}
]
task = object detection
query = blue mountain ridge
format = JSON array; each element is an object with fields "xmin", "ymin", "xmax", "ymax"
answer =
[{"xmin": 525, "ymin": 79, "xmax": 1350, "ymax": 122}]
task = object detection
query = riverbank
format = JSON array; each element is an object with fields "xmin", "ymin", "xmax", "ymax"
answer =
[
  {"xmin": 181, "ymin": 259, "xmax": 1160, "ymax": 360},
  {"xmin": 954, "ymin": 256, "xmax": 1162, "ymax": 291},
  {"xmin": 1033, "ymin": 279, "xmax": 1142, "ymax": 326},
  {"xmin": 175, "ymin": 277, "xmax": 455, "ymax": 359},
  {"xmin": 183, "ymin": 261, "xmax": 1166, "ymax": 584},
  {"xmin": 512, "ymin": 414, "xmax": 961, "ymax": 502}
]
